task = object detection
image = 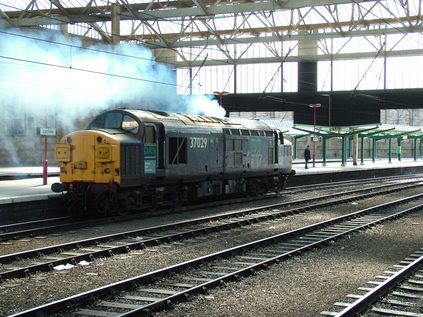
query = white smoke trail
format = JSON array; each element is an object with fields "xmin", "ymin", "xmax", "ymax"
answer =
[{"xmin": 0, "ymin": 28, "xmax": 226, "ymax": 164}]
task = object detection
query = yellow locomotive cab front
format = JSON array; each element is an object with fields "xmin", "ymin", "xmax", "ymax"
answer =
[{"xmin": 54, "ymin": 130, "xmax": 121, "ymax": 187}]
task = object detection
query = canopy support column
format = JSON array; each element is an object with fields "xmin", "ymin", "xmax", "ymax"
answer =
[
  {"xmin": 372, "ymin": 138, "xmax": 376, "ymax": 163},
  {"xmin": 322, "ymin": 137, "xmax": 327, "ymax": 166},
  {"xmin": 388, "ymin": 138, "xmax": 392, "ymax": 163},
  {"xmin": 397, "ymin": 138, "xmax": 402, "ymax": 161},
  {"xmin": 413, "ymin": 138, "xmax": 417, "ymax": 161},
  {"xmin": 293, "ymin": 137, "xmax": 298, "ymax": 160},
  {"xmin": 341, "ymin": 136, "xmax": 346, "ymax": 166}
]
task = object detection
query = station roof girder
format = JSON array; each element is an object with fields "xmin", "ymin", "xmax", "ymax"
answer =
[
  {"xmin": 1, "ymin": 0, "xmax": 422, "ymax": 66},
  {"xmin": 1, "ymin": 0, "xmax": 376, "ymax": 25}
]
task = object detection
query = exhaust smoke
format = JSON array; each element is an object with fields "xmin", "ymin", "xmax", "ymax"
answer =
[{"xmin": 0, "ymin": 28, "xmax": 226, "ymax": 165}]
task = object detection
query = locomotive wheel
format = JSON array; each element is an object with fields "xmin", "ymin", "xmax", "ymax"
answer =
[
  {"xmin": 64, "ymin": 192, "xmax": 86, "ymax": 215},
  {"xmin": 94, "ymin": 192, "xmax": 125, "ymax": 216},
  {"xmin": 94, "ymin": 193, "xmax": 110, "ymax": 215}
]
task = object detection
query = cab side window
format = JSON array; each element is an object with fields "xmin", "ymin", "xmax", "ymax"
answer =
[
  {"xmin": 169, "ymin": 137, "xmax": 187, "ymax": 164},
  {"xmin": 122, "ymin": 115, "xmax": 139, "ymax": 134},
  {"xmin": 143, "ymin": 126, "xmax": 156, "ymax": 143}
]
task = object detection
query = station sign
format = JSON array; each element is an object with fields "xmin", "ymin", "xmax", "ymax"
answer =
[{"xmin": 40, "ymin": 128, "xmax": 56, "ymax": 136}]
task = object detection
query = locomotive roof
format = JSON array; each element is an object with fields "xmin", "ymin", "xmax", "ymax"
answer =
[{"xmin": 117, "ymin": 108, "xmax": 277, "ymax": 131}]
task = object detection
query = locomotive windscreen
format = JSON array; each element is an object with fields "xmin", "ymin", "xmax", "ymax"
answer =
[{"xmin": 87, "ymin": 111, "xmax": 141, "ymax": 135}]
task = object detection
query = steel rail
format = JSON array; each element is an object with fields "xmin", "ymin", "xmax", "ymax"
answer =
[
  {"xmin": 3, "ymin": 179, "xmax": 414, "ymax": 262},
  {"xmin": 0, "ymin": 216, "xmax": 70, "ymax": 232},
  {"xmin": 323, "ymin": 252, "xmax": 423, "ymax": 317},
  {"xmin": 1, "ymin": 181, "xmax": 422, "ymax": 282},
  {"xmin": 0, "ymin": 216, "xmax": 109, "ymax": 242},
  {"xmin": 10, "ymin": 192, "xmax": 423, "ymax": 316},
  {"xmin": 286, "ymin": 174, "xmax": 423, "ymax": 192},
  {"xmin": 2, "ymin": 175, "xmax": 421, "ymax": 242}
]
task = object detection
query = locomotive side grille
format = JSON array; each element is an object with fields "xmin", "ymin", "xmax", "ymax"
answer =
[{"xmin": 121, "ymin": 144, "xmax": 140, "ymax": 177}]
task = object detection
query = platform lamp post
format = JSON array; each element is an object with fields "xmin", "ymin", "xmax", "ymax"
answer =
[
  {"xmin": 309, "ymin": 103, "xmax": 321, "ymax": 167},
  {"xmin": 39, "ymin": 119, "xmax": 56, "ymax": 186},
  {"xmin": 213, "ymin": 91, "xmax": 229, "ymax": 106}
]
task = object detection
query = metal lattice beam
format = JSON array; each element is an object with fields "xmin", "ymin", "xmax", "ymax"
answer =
[
  {"xmin": 1, "ymin": 0, "xmax": 422, "ymax": 67},
  {"xmin": 3, "ymin": 0, "xmax": 373, "ymax": 25}
]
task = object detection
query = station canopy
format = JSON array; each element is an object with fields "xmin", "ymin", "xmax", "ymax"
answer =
[{"xmin": 291, "ymin": 124, "xmax": 423, "ymax": 140}]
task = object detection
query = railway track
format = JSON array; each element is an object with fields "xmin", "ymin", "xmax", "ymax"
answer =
[
  {"xmin": 0, "ymin": 216, "xmax": 96, "ymax": 242},
  {"xmin": 0, "ymin": 181, "xmax": 422, "ymax": 282},
  {"xmin": 10, "ymin": 191, "xmax": 423, "ymax": 316},
  {"xmin": 2, "ymin": 175, "xmax": 421, "ymax": 242},
  {"xmin": 322, "ymin": 249, "xmax": 423, "ymax": 317},
  {"xmin": 286, "ymin": 173, "xmax": 423, "ymax": 193}
]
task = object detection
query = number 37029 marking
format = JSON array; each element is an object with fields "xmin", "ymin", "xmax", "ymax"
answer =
[{"xmin": 190, "ymin": 137, "xmax": 208, "ymax": 148}]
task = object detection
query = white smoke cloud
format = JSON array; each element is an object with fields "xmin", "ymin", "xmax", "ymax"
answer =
[{"xmin": 0, "ymin": 28, "xmax": 226, "ymax": 164}]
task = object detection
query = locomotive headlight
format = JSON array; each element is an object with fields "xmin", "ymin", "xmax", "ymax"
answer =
[
  {"xmin": 95, "ymin": 145, "xmax": 112, "ymax": 162},
  {"xmin": 55, "ymin": 144, "xmax": 71, "ymax": 162}
]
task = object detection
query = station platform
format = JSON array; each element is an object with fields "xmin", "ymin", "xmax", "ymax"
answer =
[
  {"xmin": 292, "ymin": 158, "xmax": 423, "ymax": 175},
  {"xmin": 0, "ymin": 166, "xmax": 60, "ymax": 205},
  {"xmin": 1, "ymin": 159, "xmax": 423, "ymax": 205},
  {"xmin": 0, "ymin": 166, "xmax": 59, "ymax": 180}
]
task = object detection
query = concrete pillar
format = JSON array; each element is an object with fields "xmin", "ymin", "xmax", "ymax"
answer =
[
  {"xmin": 353, "ymin": 134, "xmax": 358, "ymax": 165},
  {"xmin": 298, "ymin": 61, "xmax": 317, "ymax": 92},
  {"xmin": 153, "ymin": 48, "xmax": 178, "ymax": 65},
  {"xmin": 60, "ymin": 24, "xmax": 68, "ymax": 34},
  {"xmin": 298, "ymin": 31, "xmax": 317, "ymax": 92},
  {"xmin": 360, "ymin": 137, "xmax": 364, "ymax": 165},
  {"xmin": 111, "ymin": 4, "xmax": 121, "ymax": 45}
]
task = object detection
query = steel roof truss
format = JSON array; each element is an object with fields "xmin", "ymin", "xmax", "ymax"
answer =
[
  {"xmin": 88, "ymin": 22, "xmax": 112, "ymax": 43},
  {"xmin": 0, "ymin": 9, "xmax": 12, "ymax": 26}
]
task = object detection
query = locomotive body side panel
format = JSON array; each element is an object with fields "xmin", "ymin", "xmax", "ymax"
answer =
[
  {"xmin": 223, "ymin": 129, "xmax": 278, "ymax": 178},
  {"xmin": 163, "ymin": 125, "xmax": 224, "ymax": 181},
  {"xmin": 277, "ymin": 142, "xmax": 293, "ymax": 174}
]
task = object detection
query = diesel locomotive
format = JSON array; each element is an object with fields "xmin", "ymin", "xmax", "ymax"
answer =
[{"xmin": 52, "ymin": 108, "xmax": 294, "ymax": 215}]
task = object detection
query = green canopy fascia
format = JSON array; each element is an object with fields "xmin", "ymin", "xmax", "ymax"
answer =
[
  {"xmin": 372, "ymin": 129, "xmax": 421, "ymax": 140},
  {"xmin": 359, "ymin": 128, "xmax": 395, "ymax": 138},
  {"xmin": 406, "ymin": 132, "xmax": 423, "ymax": 139},
  {"xmin": 293, "ymin": 125, "xmax": 379, "ymax": 138}
]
